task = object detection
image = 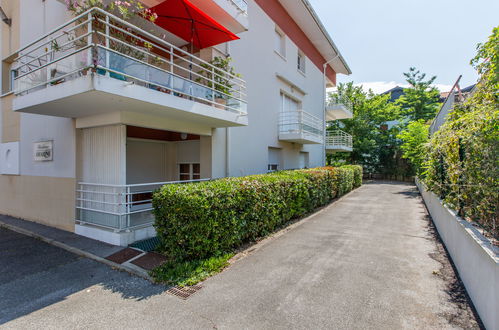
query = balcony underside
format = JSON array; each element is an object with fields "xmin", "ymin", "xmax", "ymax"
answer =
[
  {"xmin": 326, "ymin": 104, "xmax": 353, "ymax": 121},
  {"xmin": 13, "ymin": 74, "xmax": 247, "ymax": 129},
  {"xmin": 279, "ymin": 132, "xmax": 323, "ymax": 145},
  {"xmin": 326, "ymin": 145, "xmax": 353, "ymax": 153}
]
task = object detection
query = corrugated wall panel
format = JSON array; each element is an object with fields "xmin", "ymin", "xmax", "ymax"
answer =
[{"xmin": 81, "ymin": 125, "xmax": 125, "ymax": 185}]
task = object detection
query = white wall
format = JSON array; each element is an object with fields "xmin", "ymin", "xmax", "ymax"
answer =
[
  {"xmin": 18, "ymin": 0, "xmax": 76, "ymax": 179},
  {"xmin": 416, "ymin": 179, "xmax": 498, "ymax": 330},
  {"xmin": 222, "ymin": 0, "xmax": 325, "ymax": 177},
  {"xmin": 126, "ymin": 139, "xmax": 170, "ymax": 184},
  {"xmin": 176, "ymin": 140, "xmax": 201, "ymax": 164},
  {"xmin": 20, "ymin": 115, "xmax": 75, "ymax": 178}
]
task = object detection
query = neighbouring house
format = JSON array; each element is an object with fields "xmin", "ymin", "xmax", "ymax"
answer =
[
  {"xmin": 0, "ymin": 0, "xmax": 351, "ymax": 246},
  {"xmin": 430, "ymin": 76, "xmax": 476, "ymax": 134}
]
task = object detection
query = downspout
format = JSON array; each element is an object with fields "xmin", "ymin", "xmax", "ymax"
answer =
[
  {"xmin": 323, "ymin": 56, "xmax": 339, "ymax": 166},
  {"xmin": 225, "ymin": 127, "xmax": 230, "ymax": 177}
]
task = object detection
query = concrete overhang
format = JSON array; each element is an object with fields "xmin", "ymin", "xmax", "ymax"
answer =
[
  {"xmin": 326, "ymin": 103, "xmax": 353, "ymax": 121},
  {"xmin": 13, "ymin": 74, "xmax": 248, "ymax": 131},
  {"xmin": 277, "ymin": 0, "xmax": 351, "ymax": 76}
]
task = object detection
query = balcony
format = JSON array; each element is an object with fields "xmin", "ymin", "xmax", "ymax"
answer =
[
  {"xmin": 325, "ymin": 130, "xmax": 353, "ymax": 153},
  {"xmin": 76, "ymin": 179, "xmax": 208, "ymax": 245},
  {"xmin": 326, "ymin": 101, "xmax": 353, "ymax": 121},
  {"xmin": 6, "ymin": 8, "xmax": 247, "ymax": 130},
  {"xmin": 278, "ymin": 110, "xmax": 323, "ymax": 144}
]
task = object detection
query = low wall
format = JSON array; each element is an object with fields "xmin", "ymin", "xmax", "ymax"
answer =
[{"xmin": 416, "ymin": 178, "xmax": 498, "ymax": 330}]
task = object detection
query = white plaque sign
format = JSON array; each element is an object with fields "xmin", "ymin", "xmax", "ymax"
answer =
[{"xmin": 34, "ymin": 141, "xmax": 53, "ymax": 162}]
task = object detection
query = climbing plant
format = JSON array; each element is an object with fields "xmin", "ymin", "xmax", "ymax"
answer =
[{"xmin": 423, "ymin": 26, "xmax": 499, "ymax": 238}]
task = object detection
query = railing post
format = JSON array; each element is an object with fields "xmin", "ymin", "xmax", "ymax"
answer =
[
  {"xmin": 211, "ymin": 66, "xmax": 216, "ymax": 103},
  {"xmin": 169, "ymin": 46, "xmax": 173, "ymax": 73},
  {"xmin": 105, "ymin": 13, "xmax": 110, "ymax": 75},
  {"xmin": 87, "ymin": 12, "xmax": 93, "ymax": 68},
  {"xmin": 126, "ymin": 186, "xmax": 131, "ymax": 229}
]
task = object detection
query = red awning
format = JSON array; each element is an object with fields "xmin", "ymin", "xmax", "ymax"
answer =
[{"xmin": 149, "ymin": 0, "xmax": 240, "ymax": 49}]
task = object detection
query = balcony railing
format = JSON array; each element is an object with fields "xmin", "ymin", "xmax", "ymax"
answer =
[
  {"xmin": 279, "ymin": 110, "xmax": 324, "ymax": 144},
  {"xmin": 76, "ymin": 179, "xmax": 209, "ymax": 231},
  {"xmin": 229, "ymin": 0, "xmax": 248, "ymax": 13},
  {"xmin": 9, "ymin": 7, "xmax": 247, "ymax": 115},
  {"xmin": 326, "ymin": 130, "xmax": 352, "ymax": 150}
]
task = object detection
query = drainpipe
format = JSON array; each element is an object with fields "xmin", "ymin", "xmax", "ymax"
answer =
[
  {"xmin": 323, "ymin": 55, "xmax": 339, "ymax": 166},
  {"xmin": 225, "ymin": 127, "xmax": 230, "ymax": 177}
]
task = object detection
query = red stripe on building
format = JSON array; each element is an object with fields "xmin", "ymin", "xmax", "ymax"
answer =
[{"xmin": 254, "ymin": 0, "xmax": 337, "ymax": 85}]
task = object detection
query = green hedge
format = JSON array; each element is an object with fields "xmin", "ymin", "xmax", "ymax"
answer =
[
  {"xmin": 152, "ymin": 166, "xmax": 362, "ymax": 261},
  {"xmin": 341, "ymin": 165, "xmax": 363, "ymax": 188}
]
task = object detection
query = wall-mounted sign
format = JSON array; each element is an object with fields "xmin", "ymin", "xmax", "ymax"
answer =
[{"xmin": 33, "ymin": 141, "xmax": 53, "ymax": 162}]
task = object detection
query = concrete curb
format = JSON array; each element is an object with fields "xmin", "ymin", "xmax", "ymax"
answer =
[{"xmin": 0, "ymin": 220, "xmax": 152, "ymax": 282}]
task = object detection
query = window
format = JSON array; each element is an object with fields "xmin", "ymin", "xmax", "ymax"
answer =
[
  {"xmin": 297, "ymin": 51, "xmax": 306, "ymax": 73},
  {"xmin": 275, "ymin": 28, "xmax": 286, "ymax": 57},
  {"xmin": 268, "ymin": 164, "xmax": 279, "ymax": 172},
  {"xmin": 268, "ymin": 147, "xmax": 282, "ymax": 173},
  {"xmin": 299, "ymin": 152, "xmax": 309, "ymax": 169},
  {"xmin": 179, "ymin": 163, "xmax": 200, "ymax": 181},
  {"xmin": 280, "ymin": 93, "xmax": 301, "ymax": 113}
]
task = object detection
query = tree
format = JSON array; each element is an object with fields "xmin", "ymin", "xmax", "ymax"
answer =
[
  {"xmin": 397, "ymin": 120, "xmax": 429, "ymax": 176},
  {"xmin": 471, "ymin": 26, "xmax": 499, "ymax": 103},
  {"xmin": 327, "ymin": 83, "xmax": 403, "ymax": 175},
  {"xmin": 397, "ymin": 67, "xmax": 441, "ymax": 121}
]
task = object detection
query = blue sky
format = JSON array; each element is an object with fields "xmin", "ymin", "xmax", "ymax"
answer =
[{"xmin": 309, "ymin": 0, "xmax": 499, "ymax": 93}]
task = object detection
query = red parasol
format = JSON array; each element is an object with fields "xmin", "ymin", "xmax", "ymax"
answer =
[{"xmin": 149, "ymin": 0, "xmax": 240, "ymax": 49}]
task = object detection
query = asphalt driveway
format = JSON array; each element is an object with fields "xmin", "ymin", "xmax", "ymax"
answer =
[{"xmin": 0, "ymin": 182, "xmax": 481, "ymax": 329}]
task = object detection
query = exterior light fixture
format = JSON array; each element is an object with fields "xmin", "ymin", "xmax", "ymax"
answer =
[
  {"xmin": 180, "ymin": 133, "xmax": 188, "ymax": 140},
  {"xmin": 0, "ymin": 6, "xmax": 11, "ymax": 26}
]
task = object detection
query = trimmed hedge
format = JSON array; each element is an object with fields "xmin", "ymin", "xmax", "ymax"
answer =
[{"xmin": 153, "ymin": 165, "xmax": 362, "ymax": 261}]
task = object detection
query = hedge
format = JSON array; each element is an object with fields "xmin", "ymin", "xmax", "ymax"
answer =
[{"xmin": 152, "ymin": 165, "xmax": 362, "ymax": 261}]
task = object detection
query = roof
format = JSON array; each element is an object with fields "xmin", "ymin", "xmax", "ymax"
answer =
[
  {"xmin": 381, "ymin": 86, "xmax": 405, "ymax": 102},
  {"xmin": 277, "ymin": 0, "xmax": 351, "ymax": 75}
]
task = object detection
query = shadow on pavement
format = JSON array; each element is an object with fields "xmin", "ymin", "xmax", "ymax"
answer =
[{"xmin": 0, "ymin": 228, "xmax": 168, "ymax": 325}]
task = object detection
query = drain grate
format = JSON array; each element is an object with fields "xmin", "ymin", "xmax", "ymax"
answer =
[{"xmin": 167, "ymin": 285, "xmax": 203, "ymax": 300}]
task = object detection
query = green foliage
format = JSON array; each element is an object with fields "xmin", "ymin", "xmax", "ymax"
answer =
[
  {"xmin": 397, "ymin": 120, "xmax": 429, "ymax": 176},
  {"xmin": 328, "ymin": 67, "xmax": 440, "ymax": 178},
  {"xmin": 471, "ymin": 26, "xmax": 499, "ymax": 102},
  {"xmin": 396, "ymin": 67, "xmax": 441, "ymax": 121},
  {"xmin": 152, "ymin": 166, "xmax": 362, "ymax": 261},
  {"xmin": 327, "ymin": 82, "xmax": 403, "ymax": 176},
  {"xmin": 151, "ymin": 253, "xmax": 233, "ymax": 287},
  {"xmin": 424, "ymin": 27, "xmax": 499, "ymax": 238},
  {"xmin": 196, "ymin": 56, "xmax": 240, "ymax": 98},
  {"xmin": 341, "ymin": 165, "xmax": 363, "ymax": 188}
]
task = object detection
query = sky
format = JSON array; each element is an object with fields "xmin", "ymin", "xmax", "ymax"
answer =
[{"xmin": 308, "ymin": 0, "xmax": 499, "ymax": 93}]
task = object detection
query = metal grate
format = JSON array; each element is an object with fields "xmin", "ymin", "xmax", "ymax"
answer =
[
  {"xmin": 130, "ymin": 236, "xmax": 161, "ymax": 252},
  {"xmin": 167, "ymin": 285, "xmax": 203, "ymax": 300}
]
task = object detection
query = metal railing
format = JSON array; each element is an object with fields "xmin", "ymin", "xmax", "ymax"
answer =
[
  {"xmin": 76, "ymin": 179, "xmax": 209, "ymax": 231},
  {"xmin": 9, "ymin": 7, "xmax": 247, "ymax": 115},
  {"xmin": 326, "ymin": 99, "xmax": 352, "ymax": 111},
  {"xmin": 326, "ymin": 130, "xmax": 352, "ymax": 149},
  {"xmin": 279, "ymin": 110, "xmax": 324, "ymax": 142},
  {"xmin": 229, "ymin": 0, "xmax": 248, "ymax": 13}
]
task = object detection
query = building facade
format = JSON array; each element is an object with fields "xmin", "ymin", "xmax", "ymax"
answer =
[{"xmin": 0, "ymin": 0, "xmax": 351, "ymax": 245}]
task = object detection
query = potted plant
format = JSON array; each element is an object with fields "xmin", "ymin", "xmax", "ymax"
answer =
[
  {"xmin": 197, "ymin": 56, "xmax": 240, "ymax": 109},
  {"xmin": 64, "ymin": 0, "xmax": 158, "ymax": 79}
]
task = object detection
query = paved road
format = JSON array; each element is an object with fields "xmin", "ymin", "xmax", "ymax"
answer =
[{"xmin": 0, "ymin": 182, "xmax": 480, "ymax": 329}]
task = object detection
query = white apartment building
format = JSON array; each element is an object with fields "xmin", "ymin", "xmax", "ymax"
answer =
[{"xmin": 0, "ymin": 0, "xmax": 352, "ymax": 245}]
